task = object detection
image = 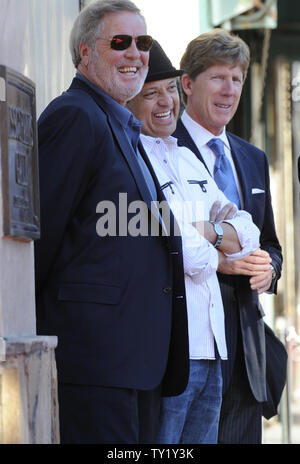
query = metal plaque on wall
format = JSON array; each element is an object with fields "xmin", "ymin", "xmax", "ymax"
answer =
[{"xmin": 0, "ymin": 65, "xmax": 40, "ymax": 241}]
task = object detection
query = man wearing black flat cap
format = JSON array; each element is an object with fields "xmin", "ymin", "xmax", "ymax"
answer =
[{"xmin": 127, "ymin": 41, "xmax": 260, "ymax": 444}]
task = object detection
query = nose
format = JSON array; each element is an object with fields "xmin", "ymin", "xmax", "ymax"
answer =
[
  {"xmin": 158, "ymin": 92, "xmax": 173, "ymax": 107},
  {"xmin": 221, "ymin": 78, "xmax": 234, "ymax": 95},
  {"xmin": 124, "ymin": 39, "xmax": 141, "ymax": 60}
]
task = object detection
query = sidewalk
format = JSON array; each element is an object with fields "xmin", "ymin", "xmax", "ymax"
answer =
[{"xmin": 263, "ymin": 401, "xmax": 300, "ymax": 444}]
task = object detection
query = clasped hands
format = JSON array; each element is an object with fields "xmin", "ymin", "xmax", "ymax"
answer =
[{"xmin": 209, "ymin": 200, "xmax": 273, "ymax": 294}]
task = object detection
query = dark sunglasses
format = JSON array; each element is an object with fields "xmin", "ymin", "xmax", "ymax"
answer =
[{"xmin": 98, "ymin": 34, "xmax": 153, "ymax": 51}]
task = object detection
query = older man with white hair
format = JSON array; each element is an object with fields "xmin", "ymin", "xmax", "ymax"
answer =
[{"xmin": 35, "ymin": 1, "xmax": 189, "ymax": 444}]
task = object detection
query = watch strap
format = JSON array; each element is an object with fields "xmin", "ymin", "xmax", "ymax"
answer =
[{"xmin": 209, "ymin": 221, "xmax": 223, "ymax": 249}]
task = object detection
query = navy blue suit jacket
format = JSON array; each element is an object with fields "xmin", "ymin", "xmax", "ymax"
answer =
[
  {"xmin": 174, "ymin": 118, "xmax": 283, "ymax": 403},
  {"xmin": 35, "ymin": 78, "xmax": 189, "ymax": 396}
]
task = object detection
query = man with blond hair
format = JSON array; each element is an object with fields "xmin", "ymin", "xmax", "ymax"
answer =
[{"xmin": 174, "ymin": 29, "xmax": 283, "ymax": 444}]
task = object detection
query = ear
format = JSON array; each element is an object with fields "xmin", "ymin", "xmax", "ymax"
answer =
[
  {"xmin": 181, "ymin": 73, "xmax": 193, "ymax": 96},
  {"xmin": 79, "ymin": 42, "xmax": 92, "ymax": 67}
]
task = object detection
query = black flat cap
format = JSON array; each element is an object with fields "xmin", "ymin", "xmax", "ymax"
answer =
[{"xmin": 145, "ymin": 40, "xmax": 183, "ymax": 83}]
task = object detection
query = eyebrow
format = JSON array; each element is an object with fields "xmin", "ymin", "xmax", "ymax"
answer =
[
  {"xmin": 145, "ymin": 79, "xmax": 177, "ymax": 89},
  {"xmin": 144, "ymin": 85, "xmax": 158, "ymax": 91}
]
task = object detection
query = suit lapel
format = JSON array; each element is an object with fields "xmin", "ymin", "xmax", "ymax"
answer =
[
  {"xmin": 69, "ymin": 78, "xmax": 155, "ymax": 209},
  {"xmin": 175, "ymin": 120, "xmax": 255, "ymax": 213},
  {"xmin": 227, "ymin": 133, "xmax": 253, "ymax": 212},
  {"xmin": 107, "ymin": 115, "xmax": 155, "ymax": 209},
  {"xmin": 69, "ymin": 78, "xmax": 173, "ymax": 236},
  {"xmin": 138, "ymin": 140, "xmax": 173, "ymax": 238},
  {"xmin": 174, "ymin": 119, "xmax": 211, "ymax": 174}
]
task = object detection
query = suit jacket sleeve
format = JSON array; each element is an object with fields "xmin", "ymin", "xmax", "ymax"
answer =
[
  {"xmin": 35, "ymin": 103, "xmax": 103, "ymax": 293},
  {"xmin": 259, "ymin": 153, "xmax": 282, "ymax": 293}
]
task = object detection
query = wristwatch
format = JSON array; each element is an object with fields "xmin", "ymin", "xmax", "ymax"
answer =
[
  {"xmin": 209, "ymin": 221, "xmax": 223, "ymax": 249},
  {"xmin": 270, "ymin": 264, "xmax": 277, "ymax": 280}
]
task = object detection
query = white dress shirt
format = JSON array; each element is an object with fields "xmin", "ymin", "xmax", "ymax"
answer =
[
  {"xmin": 141, "ymin": 133, "xmax": 260, "ymax": 360},
  {"xmin": 181, "ymin": 110, "xmax": 244, "ymax": 208}
]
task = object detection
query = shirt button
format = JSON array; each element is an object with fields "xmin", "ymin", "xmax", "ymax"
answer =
[
  {"xmin": 163, "ymin": 286, "xmax": 172, "ymax": 294},
  {"xmin": 163, "ymin": 159, "xmax": 168, "ymax": 164},
  {"xmin": 156, "ymin": 140, "xmax": 160, "ymax": 144}
]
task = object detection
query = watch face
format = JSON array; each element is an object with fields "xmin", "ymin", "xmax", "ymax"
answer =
[
  {"xmin": 210, "ymin": 221, "xmax": 223, "ymax": 248},
  {"xmin": 214, "ymin": 223, "xmax": 223, "ymax": 236}
]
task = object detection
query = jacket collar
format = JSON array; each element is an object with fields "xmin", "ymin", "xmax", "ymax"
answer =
[{"xmin": 69, "ymin": 77, "xmax": 170, "ymax": 235}]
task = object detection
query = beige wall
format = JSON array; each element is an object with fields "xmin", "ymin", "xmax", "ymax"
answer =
[
  {"xmin": 0, "ymin": 0, "xmax": 79, "ymax": 336},
  {"xmin": 134, "ymin": 0, "xmax": 201, "ymax": 68},
  {"xmin": 0, "ymin": 0, "xmax": 79, "ymax": 117},
  {"xmin": 82, "ymin": 0, "xmax": 202, "ymax": 69}
]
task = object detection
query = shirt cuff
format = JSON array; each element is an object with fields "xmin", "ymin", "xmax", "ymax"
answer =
[
  {"xmin": 223, "ymin": 214, "xmax": 260, "ymax": 261},
  {"xmin": 180, "ymin": 222, "xmax": 219, "ymax": 279}
]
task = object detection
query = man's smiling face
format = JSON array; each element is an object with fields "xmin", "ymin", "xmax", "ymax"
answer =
[
  {"xmin": 127, "ymin": 78, "xmax": 180, "ymax": 138},
  {"xmin": 79, "ymin": 11, "xmax": 149, "ymax": 105},
  {"xmin": 182, "ymin": 63, "xmax": 244, "ymax": 135}
]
